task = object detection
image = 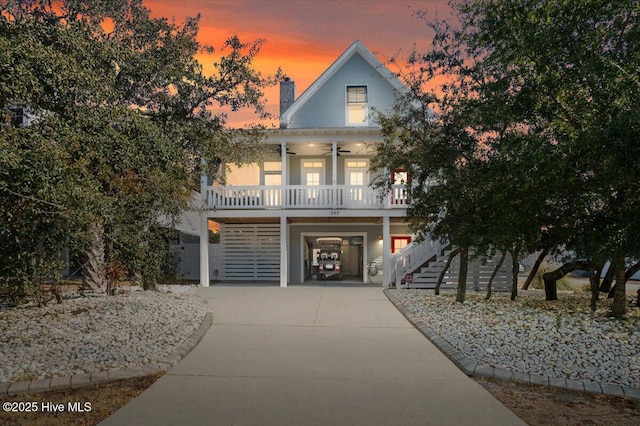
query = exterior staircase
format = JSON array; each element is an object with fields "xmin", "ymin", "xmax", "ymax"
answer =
[{"xmin": 391, "ymin": 240, "xmax": 513, "ymax": 291}]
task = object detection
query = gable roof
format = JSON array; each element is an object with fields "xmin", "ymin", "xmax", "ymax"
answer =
[{"xmin": 280, "ymin": 40, "xmax": 407, "ymax": 128}]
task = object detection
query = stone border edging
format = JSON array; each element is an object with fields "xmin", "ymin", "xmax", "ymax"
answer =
[
  {"xmin": 0, "ymin": 311, "xmax": 213, "ymax": 397},
  {"xmin": 383, "ymin": 289, "xmax": 640, "ymax": 401}
]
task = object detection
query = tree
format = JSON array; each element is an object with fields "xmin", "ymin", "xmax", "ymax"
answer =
[
  {"xmin": 374, "ymin": 0, "xmax": 640, "ymax": 314},
  {"xmin": 0, "ymin": 0, "xmax": 280, "ymax": 300},
  {"xmin": 472, "ymin": 0, "xmax": 640, "ymax": 315}
]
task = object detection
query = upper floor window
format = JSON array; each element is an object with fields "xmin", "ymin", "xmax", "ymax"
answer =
[
  {"xmin": 346, "ymin": 86, "xmax": 367, "ymax": 125},
  {"xmin": 301, "ymin": 160, "xmax": 324, "ymax": 187},
  {"xmin": 262, "ymin": 161, "xmax": 282, "ymax": 185}
]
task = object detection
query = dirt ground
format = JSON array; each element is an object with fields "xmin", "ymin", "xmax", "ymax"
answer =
[
  {"xmin": 0, "ymin": 374, "xmax": 163, "ymax": 426},
  {"xmin": 476, "ymin": 377, "xmax": 640, "ymax": 426},
  {"xmin": 1, "ymin": 374, "xmax": 638, "ymax": 425}
]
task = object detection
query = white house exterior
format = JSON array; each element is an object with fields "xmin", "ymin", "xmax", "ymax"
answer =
[
  {"xmin": 193, "ymin": 40, "xmax": 513, "ymax": 289},
  {"xmin": 196, "ymin": 41, "xmax": 414, "ymax": 287}
]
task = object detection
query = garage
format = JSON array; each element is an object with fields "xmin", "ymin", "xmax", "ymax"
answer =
[{"xmin": 302, "ymin": 233, "xmax": 366, "ymax": 283}]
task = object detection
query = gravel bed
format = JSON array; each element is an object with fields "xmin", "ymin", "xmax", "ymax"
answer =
[
  {"xmin": 389, "ymin": 289, "xmax": 640, "ymax": 389},
  {"xmin": 0, "ymin": 286, "xmax": 207, "ymax": 383}
]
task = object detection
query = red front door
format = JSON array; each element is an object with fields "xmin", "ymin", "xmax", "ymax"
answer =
[{"xmin": 391, "ymin": 236, "xmax": 412, "ymax": 253}]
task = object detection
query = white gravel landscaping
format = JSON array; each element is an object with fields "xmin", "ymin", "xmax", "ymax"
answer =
[
  {"xmin": 0, "ymin": 286, "xmax": 207, "ymax": 383},
  {"xmin": 389, "ymin": 289, "xmax": 640, "ymax": 390}
]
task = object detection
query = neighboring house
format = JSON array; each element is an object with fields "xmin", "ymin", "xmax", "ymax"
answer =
[
  {"xmin": 7, "ymin": 106, "xmax": 35, "ymax": 127},
  {"xmin": 194, "ymin": 40, "xmax": 512, "ymax": 288}
]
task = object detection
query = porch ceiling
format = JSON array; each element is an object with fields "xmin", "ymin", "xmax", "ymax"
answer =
[
  {"xmin": 265, "ymin": 141, "xmax": 377, "ymax": 157},
  {"xmin": 211, "ymin": 216, "xmax": 406, "ymax": 225}
]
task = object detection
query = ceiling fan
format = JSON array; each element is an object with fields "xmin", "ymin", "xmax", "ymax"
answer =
[
  {"xmin": 275, "ymin": 146, "xmax": 296, "ymax": 157},
  {"xmin": 323, "ymin": 146, "xmax": 351, "ymax": 156}
]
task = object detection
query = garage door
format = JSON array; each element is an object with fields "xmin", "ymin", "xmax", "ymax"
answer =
[{"xmin": 221, "ymin": 224, "xmax": 280, "ymax": 281}]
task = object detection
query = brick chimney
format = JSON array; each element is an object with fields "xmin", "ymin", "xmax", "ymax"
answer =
[{"xmin": 279, "ymin": 78, "xmax": 296, "ymax": 116}]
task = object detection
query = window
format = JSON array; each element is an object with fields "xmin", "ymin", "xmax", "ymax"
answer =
[
  {"xmin": 391, "ymin": 169, "xmax": 409, "ymax": 205},
  {"xmin": 302, "ymin": 161, "xmax": 324, "ymax": 185},
  {"xmin": 391, "ymin": 236, "xmax": 412, "ymax": 253},
  {"xmin": 226, "ymin": 163, "xmax": 260, "ymax": 186},
  {"xmin": 302, "ymin": 161, "xmax": 323, "ymax": 169},
  {"xmin": 306, "ymin": 172, "xmax": 320, "ymax": 186},
  {"xmin": 9, "ymin": 107, "xmax": 24, "ymax": 127},
  {"xmin": 347, "ymin": 86, "xmax": 367, "ymax": 125},
  {"xmin": 345, "ymin": 159, "xmax": 369, "ymax": 186},
  {"xmin": 346, "ymin": 160, "xmax": 367, "ymax": 168},
  {"xmin": 392, "ymin": 169, "xmax": 409, "ymax": 185},
  {"xmin": 302, "ymin": 160, "xmax": 324, "ymax": 199},
  {"xmin": 345, "ymin": 159, "xmax": 369, "ymax": 202},
  {"xmin": 263, "ymin": 161, "xmax": 281, "ymax": 172},
  {"xmin": 263, "ymin": 161, "xmax": 282, "ymax": 186}
]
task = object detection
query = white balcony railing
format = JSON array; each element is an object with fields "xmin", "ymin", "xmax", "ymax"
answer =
[{"xmin": 204, "ymin": 184, "xmax": 408, "ymax": 210}]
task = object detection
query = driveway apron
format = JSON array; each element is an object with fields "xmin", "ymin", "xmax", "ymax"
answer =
[{"xmin": 102, "ymin": 285, "xmax": 526, "ymax": 425}]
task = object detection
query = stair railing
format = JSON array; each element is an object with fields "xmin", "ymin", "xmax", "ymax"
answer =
[{"xmin": 393, "ymin": 239, "xmax": 443, "ymax": 288}]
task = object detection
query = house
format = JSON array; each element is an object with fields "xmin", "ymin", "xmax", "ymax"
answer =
[
  {"xmin": 194, "ymin": 41, "xmax": 410, "ymax": 287},
  {"xmin": 194, "ymin": 40, "xmax": 513, "ymax": 289}
]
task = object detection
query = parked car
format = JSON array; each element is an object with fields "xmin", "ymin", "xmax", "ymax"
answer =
[{"xmin": 316, "ymin": 237, "xmax": 343, "ymax": 280}]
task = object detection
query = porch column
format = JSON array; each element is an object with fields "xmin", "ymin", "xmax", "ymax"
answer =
[
  {"xmin": 382, "ymin": 216, "xmax": 391, "ymax": 287},
  {"xmin": 280, "ymin": 215, "xmax": 288, "ymax": 287},
  {"xmin": 281, "ymin": 141, "xmax": 287, "ymax": 207},
  {"xmin": 383, "ymin": 166, "xmax": 389, "ymax": 208},
  {"xmin": 332, "ymin": 141, "xmax": 337, "ymax": 207},
  {"xmin": 199, "ymin": 213, "xmax": 210, "ymax": 287},
  {"xmin": 332, "ymin": 140, "xmax": 337, "ymax": 185},
  {"xmin": 200, "ymin": 158, "xmax": 209, "ymax": 287},
  {"xmin": 199, "ymin": 165, "xmax": 210, "ymax": 287}
]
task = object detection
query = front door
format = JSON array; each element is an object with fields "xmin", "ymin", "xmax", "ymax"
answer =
[
  {"xmin": 301, "ymin": 160, "xmax": 324, "ymax": 203},
  {"xmin": 345, "ymin": 159, "xmax": 368, "ymax": 204}
]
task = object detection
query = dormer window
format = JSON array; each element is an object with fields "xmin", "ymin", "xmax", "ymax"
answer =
[{"xmin": 346, "ymin": 85, "xmax": 367, "ymax": 125}]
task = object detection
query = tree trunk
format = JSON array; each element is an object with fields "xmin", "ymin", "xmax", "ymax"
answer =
[
  {"xmin": 611, "ymin": 255, "xmax": 627, "ymax": 317},
  {"xmin": 542, "ymin": 261, "xmax": 584, "ymax": 301},
  {"xmin": 510, "ymin": 249, "xmax": 519, "ymax": 301},
  {"xmin": 82, "ymin": 223, "xmax": 108, "ymax": 292},
  {"xmin": 522, "ymin": 247, "xmax": 549, "ymax": 290},
  {"xmin": 435, "ymin": 247, "xmax": 460, "ymax": 296},
  {"xmin": 486, "ymin": 251, "xmax": 506, "ymax": 300},
  {"xmin": 599, "ymin": 265, "xmax": 615, "ymax": 293},
  {"xmin": 606, "ymin": 263, "xmax": 640, "ymax": 299},
  {"xmin": 589, "ymin": 263, "xmax": 603, "ymax": 312},
  {"xmin": 456, "ymin": 246, "xmax": 468, "ymax": 303}
]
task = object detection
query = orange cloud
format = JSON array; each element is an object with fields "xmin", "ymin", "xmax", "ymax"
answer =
[{"xmin": 144, "ymin": 0, "xmax": 453, "ymax": 126}]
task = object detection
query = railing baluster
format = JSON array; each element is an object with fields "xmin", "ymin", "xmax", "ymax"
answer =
[{"xmin": 206, "ymin": 185, "xmax": 399, "ymax": 209}]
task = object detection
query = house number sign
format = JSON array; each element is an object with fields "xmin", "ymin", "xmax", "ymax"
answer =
[{"xmin": 330, "ymin": 210, "xmax": 340, "ymax": 216}]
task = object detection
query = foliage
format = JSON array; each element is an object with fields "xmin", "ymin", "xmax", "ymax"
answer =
[
  {"xmin": 0, "ymin": 0, "xmax": 280, "ymax": 302},
  {"xmin": 374, "ymin": 0, "xmax": 640, "ymax": 311}
]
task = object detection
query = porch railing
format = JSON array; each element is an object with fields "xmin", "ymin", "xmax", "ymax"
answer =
[{"xmin": 205, "ymin": 184, "xmax": 407, "ymax": 209}]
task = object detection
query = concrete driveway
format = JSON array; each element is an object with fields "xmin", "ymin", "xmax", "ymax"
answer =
[{"xmin": 102, "ymin": 285, "xmax": 526, "ymax": 425}]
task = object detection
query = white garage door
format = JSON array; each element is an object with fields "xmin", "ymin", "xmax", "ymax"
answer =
[{"xmin": 221, "ymin": 224, "xmax": 280, "ymax": 281}]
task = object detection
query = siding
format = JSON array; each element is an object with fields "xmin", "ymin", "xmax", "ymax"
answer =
[{"xmin": 290, "ymin": 53, "xmax": 398, "ymax": 128}]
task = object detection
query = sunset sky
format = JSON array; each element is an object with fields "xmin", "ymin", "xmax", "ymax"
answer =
[{"xmin": 145, "ymin": 0, "xmax": 453, "ymax": 126}]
